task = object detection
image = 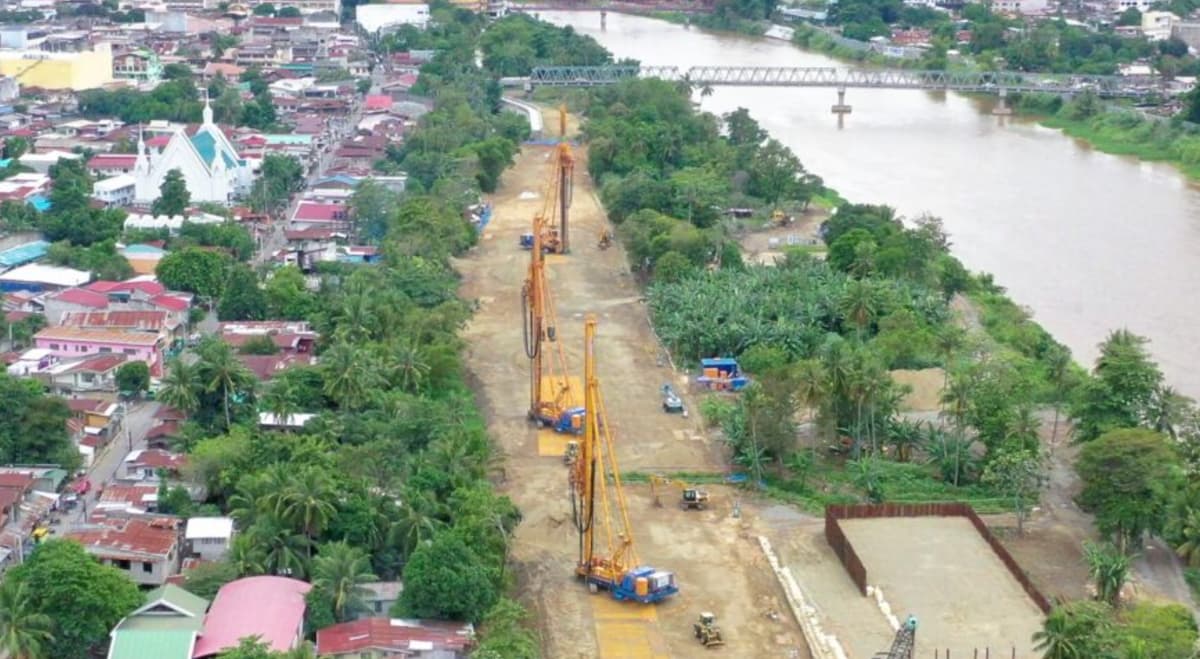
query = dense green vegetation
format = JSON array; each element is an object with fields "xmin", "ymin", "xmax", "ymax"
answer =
[
  {"xmin": 480, "ymin": 14, "xmax": 612, "ymax": 76},
  {"xmin": 140, "ymin": 5, "xmax": 549, "ymax": 654}
]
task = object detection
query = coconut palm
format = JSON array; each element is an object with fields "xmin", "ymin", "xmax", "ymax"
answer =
[
  {"xmin": 247, "ymin": 514, "xmax": 311, "ymax": 578},
  {"xmin": 228, "ymin": 534, "xmax": 267, "ymax": 577},
  {"xmin": 390, "ymin": 339, "xmax": 431, "ymax": 393},
  {"xmin": 1045, "ymin": 345, "xmax": 1072, "ymax": 444},
  {"xmin": 275, "ymin": 467, "xmax": 337, "ymax": 554},
  {"xmin": 321, "ymin": 342, "xmax": 380, "ymax": 410},
  {"xmin": 196, "ymin": 339, "xmax": 254, "ymax": 429},
  {"xmin": 1004, "ymin": 405, "xmax": 1042, "ymax": 452},
  {"xmin": 1170, "ymin": 504, "xmax": 1200, "ymax": 568},
  {"xmin": 391, "ymin": 491, "xmax": 446, "ymax": 559},
  {"xmin": 262, "ymin": 377, "xmax": 301, "ymax": 428},
  {"xmin": 792, "ymin": 358, "xmax": 828, "ymax": 442},
  {"xmin": 838, "ymin": 279, "xmax": 880, "ymax": 340},
  {"xmin": 312, "ymin": 542, "xmax": 377, "ymax": 622},
  {"xmin": 0, "ymin": 580, "xmax": 53, "ymax": 659},
  {"xmin": 1032, "ymin": 601, "xmax": 1112, "ymax": 659},
  {"xmin": 1148, "ymin": 385, "xmax": 1193, "ymax": 440},
  {"xmin": 158, "ymin": 358, "xmax": 200, "ymax": 416}
]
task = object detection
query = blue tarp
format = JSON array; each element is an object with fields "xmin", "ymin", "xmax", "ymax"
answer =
[{"xmin": 27, "ymin": 195, "xmax": 50, "ymax": 212}]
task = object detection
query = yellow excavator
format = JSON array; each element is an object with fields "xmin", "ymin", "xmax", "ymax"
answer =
[
  {"xmin": 649, "ymin": 475, "xmax": 711, "ymax": 510},
  {"xmin": 570, "ymin": 315, "xmax": 679, "ymax": 603}
]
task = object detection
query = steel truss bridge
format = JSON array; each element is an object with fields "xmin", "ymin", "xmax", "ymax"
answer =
[{"xmin": 527, "ymin": 65, "xmax": 1159, "ymax": 98}]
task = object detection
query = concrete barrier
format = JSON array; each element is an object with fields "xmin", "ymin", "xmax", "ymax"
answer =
[
  {"xmin": 501, "ymin": 97, "xmax": 544, "ymax": 139},
  {"xmin": 758, "ymin": 535, "xmax": 848, "ymax": 659}
]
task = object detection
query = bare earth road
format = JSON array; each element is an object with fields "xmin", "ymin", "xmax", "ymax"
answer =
[{"xmin": 457, "ymin": 110, "xmax": 809, "ymax": 659}]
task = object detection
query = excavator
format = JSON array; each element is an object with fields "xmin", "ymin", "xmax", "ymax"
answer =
[
  {"xmin": 571, "ymin": 315, "xmax": 679, "ymax": 603},
  {"xmin": 523, "ymin": 217, "xmax": 583, "ymax": 433},
  {"xmin": 649, "ymin": 475, "xmax": 710, "ymax": 510}
]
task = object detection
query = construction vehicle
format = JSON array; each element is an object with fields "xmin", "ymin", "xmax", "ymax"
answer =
[
  {"xmin": 696, "ymin": 358, "xmax": 750, "ymax": 392},
  {"xmin": 523, "ymin": 206, "xmax": 583, "ymax": 433},
  {"xmin": 535, "ymin": 105, "xmax": 574, "ymax": 254},
  {"xmin": 650, "ymin": 475, "xmax": 710, "ymax": 510},
  {"xmin": 693, "ymin": 612, "xmax": 725, "ymax": 648},
  {"xmin": 598, "ymin": 229, "xmax": 613, "ymax": 250},
  {"xmin": 772, "ymin": 209, "xmax": 789, "ymax": 226},
  {"xmin": 571, "ymin": 315, "xmax": 679, "ymax": 604},
  {"xmin": 660, "ymin": 384, "xmax": 684, "ymax": 413},
  {"xmin": 873, "ymin": 615, "xmax": 917, "ymax": 659}
]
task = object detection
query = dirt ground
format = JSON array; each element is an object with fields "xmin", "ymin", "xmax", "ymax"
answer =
[
  {"xmin": 457, "ymin": 108, "xmax": 809, "ymax": 658},
  {"xmin": 841, "ymin": 517, "xmax": 1045, "ymax": 657},
  {"xmin": 737, "ymin": 213, "xmax": 825, "ymax": 266}
]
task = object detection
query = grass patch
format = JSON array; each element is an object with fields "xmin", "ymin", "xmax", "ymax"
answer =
[{"xmin": 1037, "ymin": 110, "xmax": 1200, "ymax": 182}]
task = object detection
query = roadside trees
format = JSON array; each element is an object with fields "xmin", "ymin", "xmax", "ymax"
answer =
[
  {"xmin": 1076, "ymin": 428, "xmax": 1182, "ymax": 552},
  {"xmin": 115, "ymin": 361, "xmax": 150, "ymax": 396}
]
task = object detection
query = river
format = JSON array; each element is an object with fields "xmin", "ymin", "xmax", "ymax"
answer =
[{"xmin": 539, "ymin": 10, "xmax": 1200, "ymax": 398}]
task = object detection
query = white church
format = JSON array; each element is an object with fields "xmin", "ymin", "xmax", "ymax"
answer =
[{"xmin": 133, "ymin": 99, "xmax": 254, "ymax": 205}]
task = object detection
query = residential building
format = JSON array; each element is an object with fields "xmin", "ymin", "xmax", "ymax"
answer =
[
  {"xmin": 97, "ymin": 482, "xmax": 160, "ymax": 515},
  {"xmin": 93, "ymin": 174, "xmax": 136, "ymax": 207},
  {"xmin": 990, "ymin": 0, "xmax": 1049, "ymax": 13},
  {"xmin": 0, "ymin": 240, "xmax": 49, "ymax": 270},
  {"xmin": 43, "ymin": 352, "xmax": 127, "ymax": 396},
  {"xmin": 42, "ymin": 279, "xmax": 192, "ymax": 325},
  {"xmin": 316, "ymin": 618, "xmax": 475, "ymax": 658},
  {"xmin": 122, "ymin": 449, "xmax": 186, "ymax": 482},
  {"xmin": 112, "ymin": 48, "xmax": 163, "ymax": 83},
  {"xmin": 218, "ymin": 321, "xmax": 317, "ymax": 354},
  {"xmin": 192, "ymin": 576, "xmax": 312, "ymax": 657},
  {"xmin": 18, "ymin": 150, "xmax": 81, "ymax": 174},
  {"xmin": 34, "ymin": 326, "xmax": 166, "ymax": 376},
  {"xmin": 184, "ymin": 516, "xmax": 234, "ymax": 561},
  {"xmin": 133, "ymin": 99, "xmax": 254, "ymax": 205},
  {"xmin": 1109, "ymin": 0, "xmax": 1154, "ymax": 12},
  {"xmin": 359, "ymin": 581, "xmax": 403, "ymax": 618},
  {"xmin": 107, "ymin": 584, "xmax": 209, "ymax": 659},
  {"xmin": 66, "ymin": 516, "xmax": 183, "ymax": 586},
  {"xmin": 88, "ymin": 153, "xmax": 139, "ymax": 178},
  {"xmin": 0, "ymin": 43, "xmax": 114, "ymax": 90},
  {"xmin": 61, "ymin": 309, "xmax": 182, "ymax": 344},
  {"xmin": 65, "ymin": 397, "xmax": 123, "ymax": 442}
]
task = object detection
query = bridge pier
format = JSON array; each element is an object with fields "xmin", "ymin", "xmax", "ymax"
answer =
[
  {"xmin": 831, "ymin": 86, "xmax": 852, "ymax": 127},
  {"xmin": 993, "ymin": 88, "xmax": 1013, "ymax": 116}
]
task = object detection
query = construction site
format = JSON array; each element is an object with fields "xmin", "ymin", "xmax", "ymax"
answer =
[{"xmin": 457, "ymin": 107, "xmax": 1050, "ymax": 659}]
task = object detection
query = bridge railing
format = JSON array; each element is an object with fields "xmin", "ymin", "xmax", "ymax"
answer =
[{"xmin": 527, "ymin": 65, "xmax": 1160, "ymax": 98}]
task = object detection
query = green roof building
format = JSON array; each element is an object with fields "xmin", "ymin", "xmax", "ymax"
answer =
[{"xmin": 107, "ymin": 584, "xmax": 209, "ymax": 659}]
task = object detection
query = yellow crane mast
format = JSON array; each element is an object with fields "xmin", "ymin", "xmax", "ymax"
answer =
[
  {"xmin": 537, "ymin": 107, "xmax": 574, "ymax": 254},
  {"xmin": 570, "ymin": 315, "xmax": 678, "ymax": 603},
  {"xmin": 522, "ymin": 214, "xmax": 582, "ymax": 433}
]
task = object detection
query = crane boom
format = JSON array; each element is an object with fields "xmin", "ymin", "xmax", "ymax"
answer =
[
  {"xmin": 534, "ymin": 106, "xmax": 573, "ymax": 254},
  {"xmin": 571, "ymin": 315, "xmax": 678, "ymax": 603}
]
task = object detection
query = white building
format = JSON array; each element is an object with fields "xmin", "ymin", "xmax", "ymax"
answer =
[
  {"xmin": 990, "ymin": 0, "xmax": 1050, "ymax": 14},
  {"xmin": 356, "ymin": 3, "xmax": 430, "ymax": 32},
  {"xmin": 93, "ymin": 174, "xmax": 136, "ymax": 207},
  {"xmin": 1110, "ymin": 0, "xmax": 1155, "ymax": 13},
  {"xmin": 1142, "ymin": 11, "xmax": 1179, "ymax": 40},
  {"xmin": 185, "ymin": 516, "xmax": 234, "ymax": 561},
  {"xmin": 133, "ymin": 98, "xmax": 254, "ymax": 205}
]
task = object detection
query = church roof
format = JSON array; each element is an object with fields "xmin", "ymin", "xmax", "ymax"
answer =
[{"xmin": 189, "ymin": 131, "xmax": 236, "ymax": 170}]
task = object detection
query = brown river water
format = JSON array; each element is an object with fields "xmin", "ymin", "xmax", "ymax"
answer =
[{"xmin": 541, "ymin": 10, "xmax": 1200, "ymax": 397}]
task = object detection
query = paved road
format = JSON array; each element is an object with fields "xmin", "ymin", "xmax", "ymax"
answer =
[{"xmin": 60, "ymin": 400, "xmax": 160, "ymax": 531}]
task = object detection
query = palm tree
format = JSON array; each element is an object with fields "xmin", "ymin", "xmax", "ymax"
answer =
[
  {"xmin": 158, "ymin": 358, "xmax": 200, "ymax": 416},
  {"xmin": 321, "ymin": 343, "xmax": 375, "ymax": 410},
  {"xmin": 1045, "ymin": 345, "xmax": 1072, "ymax": 445},
  {"xmin": 1083, "ymin": 541, "xmax": 1130, "ymax": 607},
  {"xmin": 275, "ymin": 468, "xmax": 337, "ymax": 555},
  {"xmin": 0, "ymin": 580, "xmax": 53, "ymax": 659},
  {"xmin": 248, "ymin": 514, "xmax": 311, "ymax": 578},
  {"xmin": 1148, "ymin": 385, "xmax": 1192, "ymax": 440},
  {"xmin": 839, "ymin": 279, "xmax": 880, "ymax": 341},
  {"xmin": 262, "ymin": 377, "xmax": 301, "ymax": 427},
  {"xmin": 197, "ymin": 339, "xmax": 253, "ymax": 429},
  {"xmin": 312, "ymin": 542, "xmax": 377, "ymax": 622},
  {"xmin": 390, "ymin": 340, "xmax": 431, "ymax": 393},
  {"xmin": 1170, "ymin": 505, "xmax": 1200, "ymax": 567},
  {"xmin": 792, "ymin": 359, "xmax": 828, "ymax": 445},
  {"xmin": 228, "ymin": 534, "xmax": 267, "ymax": 577},
  {"xmin": 390, "ymin": 491, "xmax": 445, "ymax": 560},
  {"xmin": 1032, "ymin": 603, "xmax": 1111, "ymax": 659},
  {"xmin": 934, "ymin": 325, "xmax": 965, "ymax": 393},
  {"xmin": 1004, "ymin": 405, "xmax": 1042, "ymax": 451}
]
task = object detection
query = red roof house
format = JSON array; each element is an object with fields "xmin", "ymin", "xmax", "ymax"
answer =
[
  {"xmin": 66, "ymin": 516, "xmax": 183, "ymax": 586},
  {"xmin": 192, "ymin": 576, "xmax": 311, "ymax": 657},
  {"xmin": 316, "ymin": 618, "xmax": 475, "ymax": 658}
]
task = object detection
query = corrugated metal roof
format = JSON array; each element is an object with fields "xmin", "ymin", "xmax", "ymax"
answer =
[{"xmin": 108, "ymin": 629, "xmax": 196, "ymax": 659}]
